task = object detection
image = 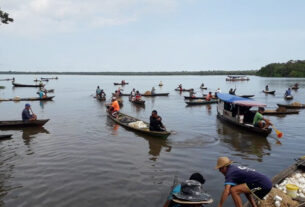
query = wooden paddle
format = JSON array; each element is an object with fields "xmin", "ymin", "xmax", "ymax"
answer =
[{"xmin": 271, "ymin": 124, "xmax": 283, "ymax": 138}]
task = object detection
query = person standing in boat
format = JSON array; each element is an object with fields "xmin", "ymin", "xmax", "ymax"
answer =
[
  {"xmin": 22, "ymin": 103, "xmax": 37, "ymax": 121},
  {"xmin": 206, "ymin": 92, "xmax": 213, "ymax": 101},
  {"xmin": 151, "ymin": 87, "xmax": 156, "ymax": 95},
  {"xmin": 149, "ymin": 110, "xmax": 166, "ymax": 131},
  {"xmin": 253, "ymin": 107, "xmax": 272, "ymax": 129},
  {"xmin": 135, "ymin": 90, "xmax": 142, "ymax": 101},
  {"xmin": 178, "ymin": 84, "xmax": 183, "ymax": 91},
  {"xmin": 216, "ymin": 157, "xmax": 272, "ymax": 207},
  {"xmin": 265, "ymin": 85, "xmax": 269, "ymax": 91},
  {"xmin": 189, "ymin": 89, "xmax": 195, "ymax": 97}
]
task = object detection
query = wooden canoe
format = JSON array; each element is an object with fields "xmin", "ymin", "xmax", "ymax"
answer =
[
  {"xmin": 200, "ymin": 86, "xmax": 207, "ymax": 89},
  {"xmin": 0, "ymin": 78, "xmax": 14, "ymax": 81},
  {"xmin": 0, "ymin": 96, "xmax": 55, "ymax": 102},
  {"xmin": 175, "ymin": 88, "xmax": 193, "ymax": 92},
  {"xmin": 129, "ymin": 99, "xmax": 145, "ymax": 106},
  {"xmin": 238, "ymin": 95, "xmax": 255, "ymax": 98},
  {"xmin": 284, "ymin": 95, "xmax": 294, "ymax": 100},
  {"xmin": 277, "ymin": 103, "xmax": 305, "ymax": 109},
  {"xmin": 41, "ymin": 77, "xmax": 58, "ymax": 80},
  {"xmin": 12, "ymin": 82, "xmax": 45, "ymax": 87},
  {"xmin": 217, "ymin": 114, "xmax": 272, "ymax": 136},
  {"xmin": 262, "ymin": 109, "xmax": 299, "ymax": 115},
  {"xmin": 142, "ymin": 93, "xmax": 169, "ymax": 97},
  {"xmin": 186, "ymin": 100, "xmax": 218, "ymax": 105},
  {"xmin": 0, "ymin": 134, "xmax": 13, "ymax": 139},
  {"xmin": 0, "ymin": 119, "xmax": 49, "ymax": 128},
  {"xmin": 46, "ymin": 89, "xmax": 54, "ymax": 93},
  {"xmin": 184, "ymin": 96, "xmax": 206, "ymax": 100},
  {"xmin": 107, "ymin": 111, "xmax": 170, "ymax": 138},
  {"xmin": 94, "ymin": 96, "xmax": 106, "ymax": 101},
  {"xmin": 244, "ymin": 158, "xmax": 305, "ymax": 207},
  {"xmin": 292, "ymin": 86, "xmax": 299, "ymax": 90},
  {"xmin": 113, "ymin": 82, "xmax": 129, "ymax": 85},
  {"xmin": 263, "ymin": 90, "xmax": 276, "ymax": 94}
]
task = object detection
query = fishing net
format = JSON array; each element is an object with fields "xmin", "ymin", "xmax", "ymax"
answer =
[
  {"xmin": 257, "ymin": 188, "xmax": 299, "ymax": 207},
  {"xmin": 144, "ymin": 91, "xmax": 151, "ymax": 95},
  {"xmin": 291, "ymin": 102, "xmax": 302, "ymax": 106}
]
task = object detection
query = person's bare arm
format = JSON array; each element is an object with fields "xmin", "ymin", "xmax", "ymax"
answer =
[{"xmin": 218, "ymin": 185, "xmax": 231, "ymax": 207}]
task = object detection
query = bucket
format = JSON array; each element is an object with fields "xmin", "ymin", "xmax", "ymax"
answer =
[{"xmin": 286, "ymin": 184, "xmax": 299, "ymax": 198}]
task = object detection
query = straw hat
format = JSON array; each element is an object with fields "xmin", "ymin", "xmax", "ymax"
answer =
[{"xmin": 215, "ymin": 157, "xmax": 233, "ymax": 169}]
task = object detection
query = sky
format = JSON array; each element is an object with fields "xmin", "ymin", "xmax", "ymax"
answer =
[{"xmin": 0, "ymin": 0, "xmax": 305, "ymax": 72}]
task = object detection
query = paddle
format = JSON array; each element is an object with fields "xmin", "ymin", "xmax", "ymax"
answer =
[{"xmin": 271, "ymin": 124, "xmax": 283, "ymax": 138}]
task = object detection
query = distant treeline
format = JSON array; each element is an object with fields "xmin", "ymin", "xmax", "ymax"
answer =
[
  {"xmin": 257, "ymin": 60, "xmax": 305, "ymax": 77},
  {"xmin": 0, "ymin": 70, "xmax": 257, "ymax": 76}
]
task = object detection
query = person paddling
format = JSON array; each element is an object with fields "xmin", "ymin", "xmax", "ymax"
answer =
[
  {"xmin": 149, "ymin": 110, "xmax": 166, "ymax": 131},
  {"xmin": 216, "ymin": 157, "xmax": 272, "ymax": 207},
  {"xmin": 253, "ymin": 107, "xmax": 272, "ymax": 129},
  {"xmin": 108, "ymin": 97, "xmax": 120, "ymax": 117},
  {"xmin": 22, "ymin": 103, "xmax": 37, "ymax": 121}
]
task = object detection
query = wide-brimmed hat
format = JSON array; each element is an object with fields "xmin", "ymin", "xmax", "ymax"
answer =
[
  {"xmin": 215, "ymin": 157, "xmax": 233, "ymax": 169},
  {"xmin": 173, "ymin": 180, "xmax": 212, "ymax": 204}
]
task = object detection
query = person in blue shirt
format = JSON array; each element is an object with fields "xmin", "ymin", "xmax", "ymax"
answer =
[
  {"xmin": 285, "ymin": 88, "xmax": 291, "ymax": 96},
  {"xmin": 22, "ymin": 104, "xmax": 37, "ymax": 121},
  {"xmin": 216, "ymin": 157, "xmax": 272, "ymax": 207},
  {"xmin": 96, "ymin": 86, "xmax": 102, "ymax": 97}
]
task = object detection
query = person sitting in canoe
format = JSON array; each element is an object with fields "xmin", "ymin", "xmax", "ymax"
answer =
[
  {"xmin": 206, "ymin": 92, "xmax": 213, "ymax": 101},
  {"xmin": 149, "ymin": 110, "xmax": 166, "ymax": 131},
  {"xmin": 121, "ymin": 80, "xmax": 125, "ymax": 85},
  {"xmin": 265, "ymin": 85, "xmax": 269, "ymax": 91},
  {"xmin": 109, "ymin": 97, "xmax": 120, "ymax": 117},
  {"xmin": 285, "ymin": 88, "xmax": 291, "ymax": 96},
  {"xmin": 96, "ymin": 86, "xmax": 101, "ymax": 97},
  {"xmin": 189, "ymin": 89, "xmax": 195, "ymax": 97},
  {"xmin": 135, "ymin": 91, "xmax": 141, "ymax": 100},
  {"xmin": 151, "ymin": 87, "xmax": 156, "ymax": 95},
  {"xmin": 38, "ymin": 90, "xmax": 46, "ymax": 99},
  {"xmin": 229, "ymin": 88, "xmax": 236, "ymax": 95},
  {"xmin": 100, "ymin": 89, "xmax": 106, "ymax": 98},
  {"xmin": 253, "ymin": 107, "xmax": 272, "ymax": 129},
  {"xmin": 201, "ymin": 83, "xmax": 205, "ymax": 87},
  {"xmin": 22, "ymin": 103, "xmax": 37, "ymax": 121},
  {"xmin": 164, "ymin": 173, "xmax": 211, "ymax": 207},
  {"xmin": 216, "ymin": 157, "xmax": 272, "ymax": 207},
  {"xmin": 178, "ymin": 84, "xmax": 183, "ymax": 91}
]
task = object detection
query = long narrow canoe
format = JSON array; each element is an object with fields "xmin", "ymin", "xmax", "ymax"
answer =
[
  {"xmin": 142, "ymin": 93, "xmax": 169, "ymax": 97},
  {"xmin": 114, "ymin": 82, "xmax": 129, "ymax": 85},
  {"xmin": 175, "ymin": 88, "xmax": 193, "ymax": 92},
  {"xmin": 244, "ymin": 158, "xmax": 305, "ymax": 207},
  {"xmin": 185, "ymin": 100, "xmax": 218, "ymax": 106},
  {"xmin": 262, "ymin": 109, "xmax": 299, "ymax": 115},
  {"xmin": 200, "ymin": 86, "xmax": 207, "ymax": 89},
  {"xmin": 184, "ymin": 96, "xmax": 206, "ymax": 100},
  {"xmin": 12, "ymin": 82, "xmax": 45, "ymax": 87},
  {"xmin": 262, "ymin": 90, "xmax": 276, "ymax": 94},
  {"xmin": 0, "ymin": 119, "xmax": 49, "ymax": 128},
  {"xmin": 41, "ymin": 77, "xmax": 58, "ymax": 80},
  {"xmin": 277, "ymin": 103, "xmax": 305, "ymax": 109},
  {"xmin": 0, "ymin": 134, "xmax": 13, "ymax": 139},
  {"xmin": 238, "ymin": 95, "xmax": 255, "ymax": 98},
  {"xmin": 0, "ymin": 78, "xmax": 14, "ymax": 81},
  {"xmin": 107, "ymin": 111, "xmax": 170, "ymax": 138},
  {"xmin": 0, "ymin": 96, "xmax": 55, "ymax": 102},
  {"xmin": 129, "ymin": 99, "xmax": 145, "ymax": 106}
]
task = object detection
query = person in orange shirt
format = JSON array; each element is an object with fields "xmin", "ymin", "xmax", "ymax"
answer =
[{"xmin": 109, "ymin": 97, "xmax": 120, "ymax": 117}]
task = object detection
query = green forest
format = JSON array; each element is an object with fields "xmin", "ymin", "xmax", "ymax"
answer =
[{"xmin": 257, "ymin": 60, "xmax": 305, "ymax": 77}]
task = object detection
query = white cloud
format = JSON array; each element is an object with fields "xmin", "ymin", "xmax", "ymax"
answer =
[{"xmin": 0, "ymin": 0, "xmax": 179, "ymax": 36}]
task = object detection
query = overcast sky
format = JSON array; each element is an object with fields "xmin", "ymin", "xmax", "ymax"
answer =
[{"xmin": 0, "ymin": 0, "xmax": 305, "ymax": 72}]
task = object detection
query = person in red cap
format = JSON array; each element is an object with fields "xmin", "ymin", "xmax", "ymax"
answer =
[{"xmin": 216, "ymin": 157, "xmax": 272, "ymax": 207}]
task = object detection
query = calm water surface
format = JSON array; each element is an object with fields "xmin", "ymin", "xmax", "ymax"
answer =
[{"xmin": 0, "ymin": 75, "xmax": 305, "ymax": 207}]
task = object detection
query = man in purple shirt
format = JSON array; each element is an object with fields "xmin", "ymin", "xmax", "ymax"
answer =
[{"xmin": 216, "ymin": 157, "xmax": 272, "ymax": 207}]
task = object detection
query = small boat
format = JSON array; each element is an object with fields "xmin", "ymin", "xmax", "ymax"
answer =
[
  {"xmin": 200, "ymin": 86, "xmax": 207, "ymax": 89},
  {"xmin": 292, "ymin": 86, "xmax": 299, "ymax": 90},
  {"xmin": 284, "ymin": 95, "xmax": 293, "ymax": 100},
  {"xmin": 243, "ymin": 157, "xmax": 305, "ymax": 207},
  {"xmin": 142, "ymin": 93, "xmax": 169, "ymax": 97},
  {"xmin": 12, "ymin": 82, "xmax": 45, "ymax": 87},
  {"xmin": 184, "ymin": 96, "xmax": 206, "ymax": 100},
  {"xmin": 0, "ymin": 78, "xmax": 14, "ymax": 81},
  {"xmin": 185, "ymin": 99, "xmax": 218, "ymax": 106},
  {"xmin": 262, "ymin": 109, "xmax": 299, "ymax": 115},
  {"xmin": 46, "ymin": 89, "xmax": 54, "ymax": 93},
  {"xmin": 263, "ymin": 90, "xmax": 276, "ymax": 94},
  {"xmin": 129, "ymin": 98, "xmax": 145, "ymax": 106},
  {"xmin": 33, "ymin": 79, "xmax": 39, "ymax": 82},
  {"xmin": 238, "ymin": 95, "xmax": 255, "ymax": 98},
  {"xmin": 226, "ymin": 75, "xmax": 249, "ymax": 81},
  {"xmin": 175, "ymin": 88, "xmax": 193, "ymax": 92},
  {"xmin": 0, "ymin": 119, "xmax": 49, "ymax": 128},
  {"xmin": 217, "ymin": 93, "xmax": 272, "ymax": 136},
  {"xmin": 113, "ymin": 82, "xmax": 129, "ymax": 85},
  {"xmin": 107, "ymin": 111, "xmax": 170, "ymax": 138},
  {"xmin": 41, "ymin": 77, "xmax": 58, "ymax": 80},
  {"xmin": 277, "ymin": 103, "xmax": 305, "ymax": 109},
  {"xmin": 0, "ymin": 134, "xmax": 13, "ymax": 139},
  {"xmin": 94, "ymin": 96, "xmax": 106, "ymax": 101},
  {"xmin": 0, "ymin": 96, "xmax": 55, "ymax": 102},
  {"xmin": 41, "ymin": 79, "xmax": 49, "ymax": 82}
]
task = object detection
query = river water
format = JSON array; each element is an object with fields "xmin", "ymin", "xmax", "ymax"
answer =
[{"xmin": 0, "ymin": 75, "xmax": 304, "ymax": 207}]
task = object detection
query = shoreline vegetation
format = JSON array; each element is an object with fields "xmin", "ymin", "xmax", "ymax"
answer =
[
  {"xmin": 257, "ymin": 60, "xmax": 305, "ymax": 77},
  {"xmin": 0, "ymin": 70, "xmax": 257, "ymax": 76}
]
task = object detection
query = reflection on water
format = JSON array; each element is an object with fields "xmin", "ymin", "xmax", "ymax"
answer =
[
  {"xmin": 217, "ymin": 120, "xmax": 271, "ymax": 162},
  {"xmin": 21, "ymin": 127, "xmax": 49, "ymax": 145}
]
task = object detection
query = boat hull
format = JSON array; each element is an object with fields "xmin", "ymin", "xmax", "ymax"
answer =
[
  {"xmin": 12, "ymin": 82, "xmax": 45, "ymax": 87},
  {"xmin": 0, "ymin": 119, "xmax": 49, "ymax": 128},
  {"xmin": 0, "ymin": 134, "xmax": 13, "ymax": 139},
  {"xmin": 186, "ymin": 100, "xmax": 218, "ymax": 105},
  {"xmin": 0, "ymin": 96, "xmax": 55, "ymax": 102},
  {"xmin": 277, "ymin": 104, "xmax": 305, "ymax": 109},
  {"xmin": 263, "ymin": 90, "xmax": 276, "ymax": 94}
]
